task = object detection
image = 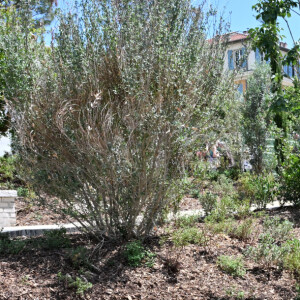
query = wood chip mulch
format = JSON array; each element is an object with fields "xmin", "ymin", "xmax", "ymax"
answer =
[{"xmin": 1, "ymin": 199, "xmax": 299, "ymax": 299}]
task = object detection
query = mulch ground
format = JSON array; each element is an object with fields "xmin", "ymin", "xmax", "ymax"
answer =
[
  {"xmin": 2, "ymin": 199, "xmax": 300, "ymax": 299},
  {"xmin": 15, "ymin": 197, "xmax": 69, "ymax": 226}
]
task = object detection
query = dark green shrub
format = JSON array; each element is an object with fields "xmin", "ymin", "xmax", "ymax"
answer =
[
  {"xmin": 68, "ymin": 247, "xmax": 89, "ymax": 269},
  {"xmin": 0, "ymin": 234, "xmax": 26, "ymax": 255},
  {"xmin": 217, "ymin": 255, "xmax": 246, "ymax": 277},
  {"xmin": 42, "ymin": 228, "xmax": 71, "ymax": 250},
  {"xmin": 123, "ymin": 241, "xmax": 155, "ymax": 267}
]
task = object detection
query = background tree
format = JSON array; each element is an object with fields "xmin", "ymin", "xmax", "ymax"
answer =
[
  {"xmin": 0, "ymin": 0, "xmax": 57, "ymax": 137},
  {"xmin": 2, "ymin": 0, "xmax": 236, "ymax": 239},
  {"xmin": 242, "ymin": 63, "xmax": 273, "ymax": 174},
  {"xmin": 0, "ymin": 0, "xmax": 57, "ymax": 27},
  {"xmin": 249, "ymin": 0, "xmax": 300, "ymax": 169}
]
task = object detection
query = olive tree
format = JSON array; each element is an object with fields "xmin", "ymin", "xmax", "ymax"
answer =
[{"xmin": 3, "ymin": 0, "xmax": 236, "ymax": 239}]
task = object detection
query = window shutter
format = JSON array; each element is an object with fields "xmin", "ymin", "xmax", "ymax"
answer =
[
  {"xmin": 283, "ymin": 65, "xmax": 288, "ymax": 76},
  {"xmin": 288, "ymin": 63, "xmax": 293, "ymax": 77},
  {"xmin": 255, "ymin": 48, "xmax": 261, "ymax": 62},
  {"xmin": 241, "ymin": 47, "xmax": 247, "ymax": 68},
  {"xmin": 238, "ymin": 83, "xmax": 243, "ymax": 94},
  {"xmin": 228, "ymin": 50, "xmax": 234, "ymax": 70}
]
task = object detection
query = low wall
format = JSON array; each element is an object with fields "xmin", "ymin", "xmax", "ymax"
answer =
[{"xmin": 0, "ymin": 190, "xmax": 17, "ymax": 227}]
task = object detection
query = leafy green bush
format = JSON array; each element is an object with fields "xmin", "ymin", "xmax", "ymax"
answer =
[
  {"xmin": 206, "ymin": 218, "xmax": 234, "ymax": 234},
  {"xmin": 238, "ymin": 172, "xmax": 279, "ymax": 208},
  {"xmin": 217, "ymin": 255, "xmax": 246, "ymax": 277},
  {"xmin": 205, "ymin": 196, "xmax": 237, "ymax": 223},
  {"xmin": 282, "ymin": 153, "xmax": 300, "ymax": 205},
  {"xmin": 0, "ymin": 155, "xmax": 16, "ymax": 183},
  {"xmin": 211, "ymin": 174, "xmax": 237, "ymax": 199},
  {"xmin": 57, "ymin": 272, "xmax": 92, "ymax": 295},
  {"xmin": 17, "ymin": 187, "xmax": 30, "ymax": 198}
]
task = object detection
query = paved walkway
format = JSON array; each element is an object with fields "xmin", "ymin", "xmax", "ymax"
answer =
[{"xmin": 1, "ymin": 201, "xmax": 294, "ymax": 237}]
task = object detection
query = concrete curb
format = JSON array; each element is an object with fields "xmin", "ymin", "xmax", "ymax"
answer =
[
  {"xmin": 1, "ymin": 223, "xmax": 82, "ymax": 238},
  {"xmin": 1, "ymin": 201, "xmax": 294, "ymax": 238}
]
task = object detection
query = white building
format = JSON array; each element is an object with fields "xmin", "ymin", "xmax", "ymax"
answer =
[{"xmin": 224, "ymin": 31, "xmax": 295, "ymax": 94}]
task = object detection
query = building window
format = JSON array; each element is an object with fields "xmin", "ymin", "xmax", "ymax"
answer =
[
  {"xmin": 235, "ymin": 49, "xmax": 243, "ymax": 68},
  {"xmin": 228, "ymin": 48, "xmax": 247, "ymax": 70}
]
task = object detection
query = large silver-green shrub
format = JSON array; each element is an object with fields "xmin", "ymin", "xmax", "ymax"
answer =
[{"xmin": 3, "ymin": 0, "xmax": 237, "ymax": 239}]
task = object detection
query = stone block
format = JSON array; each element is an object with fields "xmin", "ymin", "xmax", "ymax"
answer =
[{"xmin": 0, "ymin": 190, "xmax": 17, "ymax": 227}]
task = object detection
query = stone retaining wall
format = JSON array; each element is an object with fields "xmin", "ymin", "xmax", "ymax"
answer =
[{"xmin": 0, "ymin": 190, "xmax": 16, "ymax": 227}]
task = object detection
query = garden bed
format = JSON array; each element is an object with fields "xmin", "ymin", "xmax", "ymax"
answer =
[{"xmin": 1, "ymin": 206, "xmax": 300, "ymax": 299}]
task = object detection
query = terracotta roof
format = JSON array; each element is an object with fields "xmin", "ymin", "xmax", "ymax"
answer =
[{"xmin": 228, "ymin": 32, "xmax": 249, "ymax": 42}]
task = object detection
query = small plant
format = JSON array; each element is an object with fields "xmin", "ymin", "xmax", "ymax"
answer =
[
  {"xmin": 244, "ymin": 233, "xmax": 288, "ymax": 268},
  {"xmin": 211, "ymin": 174, "xmax": 237, "ymax": 199},
  {"xmin": 206, "ymin": 218, "xmax": 234, "ymax": 235},
  {"xmin": 124, "ymin": 241, "xmax": 145, "ymax": 267},
  {"xmin": 237, "ymin": 172, "xmax": 279, "ymax": 209},
  {"xmin": 0, "ymin": 155, "xmax": 16, "ymax": 183},
  {"xmin": 204, "ymin": 195, "xmax": 237, "ymax": 223},
  {"xmin": 42, "ymin": 228, "xmax": 71, "ymax": 250},
  {"xmin": 226, "ymin": 286, "xmax": 245, "ymax": 299},
  {"xmin": 17, "ymin": 187, "xmax": 30, "ymax": 198},
  {"xmin": 171, "ymin": 227, "xmax": 208, "ymax": 248},
  {"xmin": 199, "ymin": 192, "xmax": 217, "ymax": 216},
  {"xmin": 263, "ymin": 216, "xmax": 293, "ymax": 242},
  {"xmin": 217, "ymin": 255, "xmax": 246, "ymax": 277},
  {"xmin": 282, "ymin": 239, "xmax": 300, "ymax": 277},
  {"xmin": 68, "ymin": 247, "xmax": 89, "ymax": 269},
  {"xmin": 229, "ymin": 218, "xmax": 254, "ymax": 241},
  {"xmin": 176, "ymin": 215, "xmax": 199, "ymax": 228},
  {"xmin": 123, "ymin": 240, "xmax": 156, "ymax": 268},
  {"xmin": 57, "ymin": 272, "xmax": 92, "ymax": 295},
  {"xmin": 295, "ymin": 284, "xmax": 300, "ymax": 300}
]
